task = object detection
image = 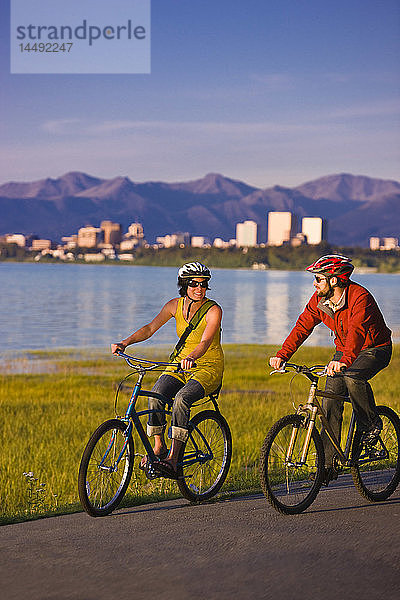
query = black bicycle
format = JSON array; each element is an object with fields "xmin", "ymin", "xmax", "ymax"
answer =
[
  {"xmin": 78, "ymin": 352, "xmax": 232, "ymax": 517},
  {"xmin": 259, "ymin": 363, "xmax": 400, "ymax": 514}
]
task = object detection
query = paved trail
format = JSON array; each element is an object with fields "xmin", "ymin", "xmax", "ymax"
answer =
[{"xmin": 1, "ymin": 476, "xmax": 400, "ymax": 600}]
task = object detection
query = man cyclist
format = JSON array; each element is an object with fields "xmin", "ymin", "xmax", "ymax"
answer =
[{"xmin": 269, "ymin": 254, "xmax": 392, "ymax": 485}]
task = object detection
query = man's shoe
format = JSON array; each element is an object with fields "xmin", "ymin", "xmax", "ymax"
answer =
[
  {"xmin": 363, "ymin": 416, "xmax": 383, "ymax": 446},
  {"xmin": 322, "ymin": 466, "xmax": 338, "ymax": 487}
]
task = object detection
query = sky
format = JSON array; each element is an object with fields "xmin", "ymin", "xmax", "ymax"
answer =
[{"xmin": 1, "ymin": 0, "xmax": 399, "ymax": 189}]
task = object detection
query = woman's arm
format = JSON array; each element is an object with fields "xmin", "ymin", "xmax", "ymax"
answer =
[
  {"xmin": 180, "ymin": 304, "xmax": 222, "ymax": 369},
  {"xmin": 111, "ymin": 298, "xmax": 178, "ymax": 353}
]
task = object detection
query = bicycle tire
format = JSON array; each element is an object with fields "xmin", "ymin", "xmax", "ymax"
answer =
[
  {"xmin": 260, "ymin": 414, "xmax": 325, "ymax": 515},
  {"xmin": 177, "ymin": 410, "xmax": 232, "ymax": 502},
  {"xmin": 78, "ymin": 419, "xmax": 134, "ymax": 517},
  {"xmin": 351, "ymin": 405, "xmax": 400, "ymax": 502}
]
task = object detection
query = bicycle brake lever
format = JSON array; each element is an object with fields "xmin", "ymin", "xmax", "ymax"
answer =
[{"xmin": 270, "ymin": 368, "xmax": 287, "ymax": 375}]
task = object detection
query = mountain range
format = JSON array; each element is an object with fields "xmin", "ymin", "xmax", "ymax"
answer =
[{"xmin": 0, "ymin": 171, "xmax": 399, "ymax": 247}]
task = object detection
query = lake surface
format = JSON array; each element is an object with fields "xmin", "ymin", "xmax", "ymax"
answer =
[{"xmin": 1, "ymin": 263, "xmax": 399, "ymax": 352}]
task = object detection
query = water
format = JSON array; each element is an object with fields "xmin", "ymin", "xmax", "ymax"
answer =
[{"xmin": 1, "ymin": 263, "xmax": 399, "ymax": 352}]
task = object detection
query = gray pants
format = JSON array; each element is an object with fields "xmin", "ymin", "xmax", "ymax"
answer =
[
  {"xmin": 321, "ymin": 344, "xmax": 392, "ymax": 467},
  {"xmin": 147, "ymin": 375, "xmax": 205, "ymax": 442}
]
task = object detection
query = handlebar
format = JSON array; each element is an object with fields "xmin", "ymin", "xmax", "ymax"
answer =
[
  {"xmin": 114, "ymin": 351, "xmax": 196, "ymax": 372},
  {"xmin": 270, "ymin": 363, "xmax": 329, "ymax": 377},
  {"xmin": 270, "ymin": 362, "xmax": 346, "ymax": 379}
]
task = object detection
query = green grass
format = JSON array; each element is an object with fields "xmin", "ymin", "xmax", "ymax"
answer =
[{"xmin": 1, "ymin": 344, "xmax": 399, "ymax": 524}]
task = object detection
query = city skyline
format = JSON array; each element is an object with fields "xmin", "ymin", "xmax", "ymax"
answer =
[
  {"xmin": 0, "ymin": 213, "xmax": 354, "ymax": 251},
  {"xmin": 1, "ymin": 1, "xmax": 399, "ymax": 188},
  {"xmin": 1, "ymin": 170, "xmax": 398, "ymax": 248}
]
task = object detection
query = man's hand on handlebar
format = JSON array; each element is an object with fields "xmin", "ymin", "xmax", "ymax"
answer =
[
  {"xmin": 269, "ymin": 356, "xmax": 284, "ymax": 370},
  {"xmin": 326, "ymin": 360, "xmax": 347, "ymax": 376},
  {"xmin": 111, "ymin": 342, "xmax": 127, "ymax": 355}
]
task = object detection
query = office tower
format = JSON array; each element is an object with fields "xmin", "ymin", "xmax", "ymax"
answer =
[
  {"xmin": 301, "ymin": 217, "xmax": 327, "ymax": 245},
  {"xmin": 236, "ymin": 220, "xmax": 257, "ymax": 247},
  {"xmin": 267, "ymin": 212, "xmax": 297, "ymax": 245}
]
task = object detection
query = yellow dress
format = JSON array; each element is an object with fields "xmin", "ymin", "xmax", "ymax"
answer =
[{"xmin": 164, "ymin": 297, "xmax": 224, "ymax": 395}]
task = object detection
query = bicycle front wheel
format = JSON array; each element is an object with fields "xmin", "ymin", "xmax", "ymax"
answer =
[
  {"xmin": 351, "ymin": 405, "xmax": 400, "ymax": 502},
  {"xmin": 260, "ymin": 414, "xmax": 325, "ymax": 515},
  {"xmin": 78, "ymin": 419, "xmax": 134, "ymax": 517},
  {"xmin": 177, "ymin": 410, "xmax": 232, "ymax": 502}
]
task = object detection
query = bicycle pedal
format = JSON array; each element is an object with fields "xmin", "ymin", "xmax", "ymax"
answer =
[
  {"xmin": 143, "ymin": 463, "xmax": 160, "ymax": 480},
  {"xmin": 366, "ymin": 447, "xmax": 386, "ymax": 459}
]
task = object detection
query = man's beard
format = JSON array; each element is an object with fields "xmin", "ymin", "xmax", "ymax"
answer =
[{"xmin": 317, "ymin": 286, "xmax": 334, "ymax": 299}]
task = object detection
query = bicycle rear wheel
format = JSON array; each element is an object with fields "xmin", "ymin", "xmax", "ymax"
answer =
[
  {"xmin": 351, "ymin": 405, "xmax": 400, "ymax": 502},
  {"xmin": 78, "ymin": 419, "xmax": 134, "ymax": 517},
  {"xmin": 177, "ymin": 410, "xmax": 232, "ymax": 502},
  {"xmin": 260, "ymin": 414, "xmax": 325, "ymax": 515}
]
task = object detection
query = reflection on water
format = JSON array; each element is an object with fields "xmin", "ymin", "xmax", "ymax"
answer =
[
  {"xmin": 265, "ymin": 273, "xmax": 289, "ymax": 345},
  {"xmin": 0, "ymin": 263, "xmax": 398, "ymax": 352}
]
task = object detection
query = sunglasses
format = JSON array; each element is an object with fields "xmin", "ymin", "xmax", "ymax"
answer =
[
  {"xmin": 187, "ymin": 280, "xmax": 208, "ymax": 288},
  {"xmin": 314, "ymin": 275, "xmax": 327, "ymax": 283}
]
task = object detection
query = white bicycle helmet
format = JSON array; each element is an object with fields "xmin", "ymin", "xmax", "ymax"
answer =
[{"xmin": 178, "ymin": 262, "xmax": 211, "ymax": 280}]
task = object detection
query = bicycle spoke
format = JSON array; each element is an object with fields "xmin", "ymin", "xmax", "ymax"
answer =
[
  {"xmin": 178, "ymin": 411, "xmax": 232, "ymax": 501},
  {"xmin": 78, "ymin": 420, "xmax": 134, "ymax": 517},
  {"xmin": 351, "ymin": 406, "xmax": 400, "ymax": 502},
  {"xmin": 260, "ymin": 414, "xmax": 324, "ymax": 514}
]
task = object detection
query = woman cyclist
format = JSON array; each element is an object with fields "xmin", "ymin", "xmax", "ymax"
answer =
[{"xmin": 111, "ymin": 262, "xmax": 224, "ymax": 479}]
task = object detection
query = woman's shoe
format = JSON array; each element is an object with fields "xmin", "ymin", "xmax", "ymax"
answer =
[
  {"xmin": 139, "ymin": 448, "xmax": 168, "ymax": 471},
  {"xmin": 152, "ymin": 460, "xmax": 178, "ymax": 480}
]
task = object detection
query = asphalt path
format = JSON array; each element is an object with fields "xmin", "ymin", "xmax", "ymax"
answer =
[{"xmin": 1, "ymin": 475, "xmax": 400, "ymax": 600}]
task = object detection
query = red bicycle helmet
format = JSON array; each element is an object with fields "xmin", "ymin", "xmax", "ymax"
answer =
[{"xmin": 306, "ymin": 254, "xmax": 354, "ymax": 282}]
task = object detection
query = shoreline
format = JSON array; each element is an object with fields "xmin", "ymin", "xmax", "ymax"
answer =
[
  {"xmin": 1, "ymin": 259, "xmax": 399, "ymax": 274},
  {"xmin": 1, "ymin": 342, "xmax": 399, "ymax": 374}
]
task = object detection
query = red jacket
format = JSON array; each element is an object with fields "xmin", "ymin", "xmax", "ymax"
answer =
[{"xmin": 276, "ymin": 282, "xmax": 392, "ymax": 367}]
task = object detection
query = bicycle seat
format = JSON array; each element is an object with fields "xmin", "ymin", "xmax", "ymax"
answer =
[{"xmin": 208, "ymin": 383, "xmax": 222, "ymax": 402}]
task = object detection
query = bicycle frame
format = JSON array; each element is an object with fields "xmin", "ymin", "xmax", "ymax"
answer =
[
  {"xmin": 283, "ymin": 365, "xmax": 357, "ymax": 468},
  {"xmin": 103, "ymin": 353, "xmax": 219, "ymax": 473},
  {"xmin": 293, "ymin": 384, "xmax": 356, "ymax": 467}
]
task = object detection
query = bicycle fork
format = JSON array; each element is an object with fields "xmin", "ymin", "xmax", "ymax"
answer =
[
  {"xmin": 98, "ymin": 421, "xmax": 133, "ymax": 473},
  {"xmin": 98, "ymin": 379, "xmax": 142, "ymax": 473},
  {"xmin": 286, "ymin": 385, "xmax": 319, "ymax": 467}
]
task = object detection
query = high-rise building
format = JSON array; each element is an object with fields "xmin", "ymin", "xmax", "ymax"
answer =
[
  {"xmin": 301, "ymin": 217, "xmax": 327, "ymax": 245},
  {"xmin": 382, "ymin": 237, "xmax": 399, "ymax": 250},
  {"xmin": 31, "ymin": 239, "xmax": 52, "ymax": 251},
  {"xmin": 267, "ymin": 212, "xmax": 297, "ymax": 246},
  {"xmin": 78, "ymin": 226, "xmax": 102, "ymax": 248},
  {"xmin": 369, "ymin": 237, "xmax": 399, "ymax": 250},
  {"xmin": 191, "ymin": 236, "xmax": 209, "ymax": 247},
  {"xmin": 370, "ymin": 237, "xmax": 380, "ymax": 250},
  {"xmin": 127, "ymin": 223, "xmax": 144, "ymax": 239},
  {"xmin": 100, "ymin": 221, "xmax": 122, "ymax": 245},
  {"xmin": 120, "ymin": 222, "xmax": 145, "ymax": 250},
  {"xmin": 61, "ymin": 235, "xmax": 78, "ymax": 249},
  {"xmin": 5, "ymin": 234, "xmax": 26, "ymax": 247},
  {"xmin": 156, "ymin": 232, "xmax": 190, "ymax": 248},
  {"xmin": 236, "ymin": 220, "xmax": 257, "ymax": 247}
]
